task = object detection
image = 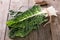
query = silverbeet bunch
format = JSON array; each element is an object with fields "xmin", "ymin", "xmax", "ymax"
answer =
[{"xmin": 7, "ymin": 5, "xmax": 48, "ymax": 38}]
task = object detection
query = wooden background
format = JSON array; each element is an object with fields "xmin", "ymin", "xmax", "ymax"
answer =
[{"xmin": 0, "ymin": 0, "xmax": 60, "ymax": 40}]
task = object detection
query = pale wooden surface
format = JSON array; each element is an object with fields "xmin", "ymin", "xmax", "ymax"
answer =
[
  {"xmin": 46, "ymin": 0, "xmax": 60, "ymax": 40},
  {"xmin": 0, "ymin": 0, "xmax": 10, "ymax": 40},
  {"xmin": 0, "ymin": 0, "xmax": 60, "ymax": 40}
]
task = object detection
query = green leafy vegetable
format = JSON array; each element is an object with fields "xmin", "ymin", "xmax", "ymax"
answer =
[
  {"xmin": 9, "ymin": 15, "xmax": 48, "ymax": 38},
  {"xmin": 7, "ymin": 5, "xmax": 48, "ymax": 38},
  {"xmin": 7, "ymin": 5, "xmax": 41, "ymax": 26}
]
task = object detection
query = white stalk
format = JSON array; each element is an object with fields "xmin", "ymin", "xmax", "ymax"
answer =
[{"xmin": 41, "ymin": 6, "xmax": 58, "ymax": 17}]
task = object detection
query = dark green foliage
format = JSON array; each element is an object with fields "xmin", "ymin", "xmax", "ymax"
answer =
[
  {"xmin": 7, "ymin": 5, "xmax": 41, "ymax": 26},
  {"xmin": 9, "ymin": 15, "xmax": 48, "ymax": 38},
  {"xmin": 7, "ymin": 5, "xmax": 48, "ymax": 38}
]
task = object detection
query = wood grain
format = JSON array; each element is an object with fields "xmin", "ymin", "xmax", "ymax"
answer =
[
  {"xmin": 2, "ymin": 0, "xmax": 60, "ymax": 40},
  {"xmin": 0, "ymin": 0, "xmax": 10, "ymax": 40},
  {"xmin": 45, "ymin": 0, "xmax": 60, "ymax": 40}
]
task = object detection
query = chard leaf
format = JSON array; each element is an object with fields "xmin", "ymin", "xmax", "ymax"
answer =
[
  {"xmin": 7, "ymin": 5, "xmax": 41, "ymax": 26},
  {"xmin": 9, "ymin": 14, "xmax": 48, "ymax": 38},
  {"xmin": 7, "ymin": 5, "xmax": 48, "ymax": 38}
]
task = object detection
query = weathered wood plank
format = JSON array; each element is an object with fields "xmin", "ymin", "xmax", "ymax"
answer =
[
  {"xmin": 0, "ymin": 0, "xmax": 10, "ymax": 40},
  {"xmin": 10, "ymin": 0, "xmax": 29, "ymax": 12},
  {"xmin": 45, "ymin": 0, "xmax": 60, "ymax": 40},
  {"xmin": 37, "ymin": 24, "xmax": 51, "ymax": 40}
]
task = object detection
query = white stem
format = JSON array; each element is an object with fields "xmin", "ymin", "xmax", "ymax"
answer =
[{"xmin": 41, "ymin": 6, "xmax": 58, "ymax": 17}]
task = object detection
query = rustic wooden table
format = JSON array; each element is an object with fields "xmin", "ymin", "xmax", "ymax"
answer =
[{"xmin": 0, "ymin": 0, "xmax": 60, "ymax": 40}]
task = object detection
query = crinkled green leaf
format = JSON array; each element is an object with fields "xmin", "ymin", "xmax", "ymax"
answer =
[
  {"xmin": 7, "ymin": 5, "xmax": 48, "ymax": 39},
  {"xmin": 7, "ymin": 5, "xmax": 41, "ymax": 26},
  {"xmin": 9, "ymin": 15, "xmax": 48, "ymax": 38}
]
